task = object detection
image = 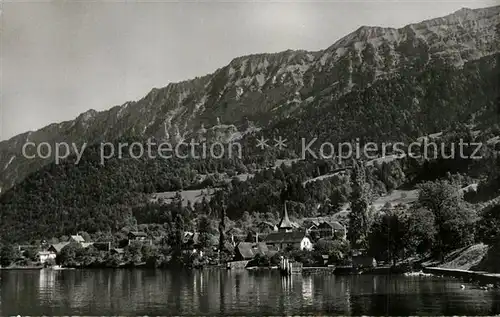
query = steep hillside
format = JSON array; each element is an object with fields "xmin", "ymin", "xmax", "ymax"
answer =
[
  {"xmin": 266, "ymin": 52, "xmax": 499, "ymax": 152},
  {"xmin": 1, "ymin": 5, "xmax": 499, "ymax": 193}
]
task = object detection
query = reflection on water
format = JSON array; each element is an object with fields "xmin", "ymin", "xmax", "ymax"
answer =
[
  {"xmin": 302, "ymin": 275, "xmax": 313, "ymax": 303},
  {"xmin": 1, "ymin": 269, "xmax": 500, "ymax": 315}
]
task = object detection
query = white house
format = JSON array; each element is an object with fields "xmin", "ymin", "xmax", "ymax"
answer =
[
  {"xmin": 300, "ymin": 236, "xmax": 313, "ymax": 250},
  {"xmin": 37, "ymin": 251, "xmax": 56, "ymax": 263}
]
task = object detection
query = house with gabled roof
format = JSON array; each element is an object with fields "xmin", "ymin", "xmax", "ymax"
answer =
[
  {"xmin": 264, "ymin": 231, "xmax": 312, "ymax": 251},
  {"xmin": 234, "ymin": 242, "xmax": 276, "ymax": 261},
  {"xmin": 70, "ymin": 234, "xmax": 85, "ymax": 243},
  {"xmin": 234, "ymin": 242, "xmax": 255, "ymax": 260},
  {"xmin": 128, "ymin": 231, "xmax": 148, "ymax": 241},
  {"xmin": 257, "ymin": 221, "xmax": 278, "ymax": 233},
  {"xmin": 183, "ymin": 231, "xmax": 200, "ymax": 246},
  {"xmin": 317, "ymin": 221, "xmax": 347, "ymax": 240},
  {"xmin": 110, "ymin": 248, "xmax": 125, "ymax": 255},
  {"xmin": 37, "ymin": 250, "xmax": 56, "ymax": 263},
  {"xmin": 48, "ymin": 242, "xmax": 70, "ymax": 254},
  {"xmin": 301, "ymin": 217, "xmax": 347, "ymax": 240}
]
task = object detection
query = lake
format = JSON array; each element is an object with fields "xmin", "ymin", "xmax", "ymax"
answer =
[{"xmin": 1, "ymin": 269, "xmax": 500, "ymax": 315}]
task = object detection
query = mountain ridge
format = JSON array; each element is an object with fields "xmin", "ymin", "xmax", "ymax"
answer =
[{"xmin": 0, "ymin": 5, "xmax": 499, "ymax": 194}]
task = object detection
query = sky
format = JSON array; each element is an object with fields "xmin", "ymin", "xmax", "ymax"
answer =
[{"xmin": 1, "ymin": 0, "xmax": 498, "ymax": 141}]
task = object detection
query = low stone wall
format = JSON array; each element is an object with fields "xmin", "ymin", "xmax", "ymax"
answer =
[
  {"xmin": 423, "ymin": 267, "xmax": 500, "ymax": 285},
  {"xmin": 302, "ymin": 267, "xmax": 336, "ymax": 274},
  {"xmin": 227, "ymin": 260, "xmax": 249, "ymax": 269}
]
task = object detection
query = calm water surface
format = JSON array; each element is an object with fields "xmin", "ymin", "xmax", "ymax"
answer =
[{"xmin": 1, "ymin": 269, "xmax": 500, "ymax": 315}]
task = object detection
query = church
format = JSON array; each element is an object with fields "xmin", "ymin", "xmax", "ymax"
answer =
[{"xmin": 264, "ymin": 202, "xmax": 313, "ymax": 251}]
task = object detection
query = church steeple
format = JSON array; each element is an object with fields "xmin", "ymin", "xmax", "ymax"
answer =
[{"xmin": 278, "ymin": 201, "xmax": 293, "ymax": 232}]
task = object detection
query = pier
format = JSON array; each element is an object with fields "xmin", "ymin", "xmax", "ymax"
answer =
[
  {"xmin": 279, "ymin": 257, "xmax": 302, "ymax": 275},
  {"xmin": 279, "ymin": 256, "xmax": 303, "ymax": 275}
]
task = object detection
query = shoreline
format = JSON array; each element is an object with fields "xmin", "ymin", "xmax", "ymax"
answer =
[
  {"xmin": 0, "ymin": 266, "xmax": 43, "ymax": 270},
  {"xmin": 3, "ymin": 263, "xmax": 500, "ymax": 284},
  {"xmin": 423, "ymin": 267, "xmax": 500, "ymax": 286}
]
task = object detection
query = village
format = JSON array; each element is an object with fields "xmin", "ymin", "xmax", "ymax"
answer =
[{"xmin": 1, "ymin": 203, "xmax": 378, "ymax": 273}]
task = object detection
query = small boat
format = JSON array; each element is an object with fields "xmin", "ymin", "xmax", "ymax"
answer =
[
  {"xmin": 404, "ymin": 270, "xmax": 433, "ymax": 277},
  {"xmin": 50, "ymin": 265, "xmax": 62, "ymax": 270}
]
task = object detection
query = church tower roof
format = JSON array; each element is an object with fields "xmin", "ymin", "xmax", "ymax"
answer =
[{"xmin": 278, "ymin": 202, "xmax": 293, "ymax": 230}]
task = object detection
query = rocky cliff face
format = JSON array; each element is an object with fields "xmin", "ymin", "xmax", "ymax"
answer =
[{"xmin": 1, "ymin": 5, "xmax": 499, "ymax": 193}]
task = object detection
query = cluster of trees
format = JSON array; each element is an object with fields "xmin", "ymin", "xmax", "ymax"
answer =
[
  {"xmin": 0, "ymin": 245, "xmax": 21, "ymax": 267},
  {"xmin": 54, "ymin": 240, "xmax": 218, "ymax": 269},
  {"xmin": 366, "ymin": 179, "xmax": 476, "ymax": 264},
  {"xmin": 246, "ymin": 239, "xmax": 351, "ymax": 268}
]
